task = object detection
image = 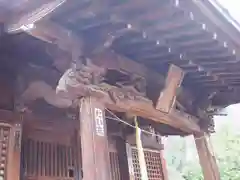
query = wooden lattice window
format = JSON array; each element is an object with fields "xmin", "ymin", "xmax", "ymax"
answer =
[
  {"xmin": 0, "ymin": 126, "xmax": 10, "ymax": 180},
  {"xmin": 132, "ymin": 148, "xmax": 164, "ymax": 180},
  {"xmin": 22, "ymin": 139, "xmax": 77, "ymax": 179},
  {"xmin": 109, "ymin": 152, "xmax": 120, "ymax": 180}
]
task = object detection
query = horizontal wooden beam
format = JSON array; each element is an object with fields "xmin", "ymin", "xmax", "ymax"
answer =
[
  {"xmin": 0, "ymin": 109, "xmax": 19, "ymax": 124},
  {"xmin": 25, "ymin": 20, "xmax": 201, "ymax": 133},
  {"xmin": 177, "ymin": 0, "xmax": 240, "ymax": 66},
  {"xmin": 68, "ymin": 0, "xmax": 162, "ymax": 22},
  {"xmin": 57, "ymin": 70, "xmax": 200, "ymax": 133},
  {"xmin": 6, "ymin": 0, "xmax": 66, "ymax": 33}
]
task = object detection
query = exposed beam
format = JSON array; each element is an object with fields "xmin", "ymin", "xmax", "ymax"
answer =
[
  {"xmin": 26, "ymin": 20, "xmax": 200, "ymax": 133},
  {"xmin": 6, "ymin": 0, "xmax": 66, "ymax": 33},
  {"xmin": 145, "ymin": 18, "xmax": 191, "ymax": 34},
  {"xmin": 179, "ymin": 59, "xmax": 238, "ymax": 68},
  {"xmin": 156, "ymin": 64, "xmax": 185, "ymax": 113},
  {"xmin": 67, "ymin": 0, "xmax": 163, "ymax": 22},
  {"xmin": 118, "ymin": 41, "xmax": 223, "ymax": 56},
  {"xmin": 194, "ymin": 133, "xmax": 220, "ymax": 180},
  {"xmin": 25, "ymin": 21, "xmax": 83, "ymax": 60},
  {"xmin": 177, "ymin": 0, "xmax": 240, "ymax": 68},
  {"xmin": 58, "ymin": 73, "xmax": 200, "ymax": 133}
]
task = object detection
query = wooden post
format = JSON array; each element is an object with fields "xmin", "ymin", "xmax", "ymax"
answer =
[
  {"xmin": 79, "ymin": 97, "xmax": 110, "ymax": 180},
  {"xmin": 7, "ymin": 121, "xmax": 22, "ymax": 180},
  {"xmin": 194, "ymin": 133, "xmax": 220, "ymax": 180},
  {"xmin": 160, "ymin": 150, "xmax": 168, "ymax": 180},
  {"xmin": 116, "ymin": 137, "xmax": 130, "ymax": 180},
  {"xmin": 158, "ymin": 136, "xmax": 168, "ymax": 180}
]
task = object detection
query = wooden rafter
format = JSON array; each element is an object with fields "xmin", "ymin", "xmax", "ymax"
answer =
[
  {"xmin": 22, "ymin": 20, "xmax": 201, "ymax": 134},
  {"xmin": 6, "ymin": 0, "xmax": 67, "ymax": 33}
]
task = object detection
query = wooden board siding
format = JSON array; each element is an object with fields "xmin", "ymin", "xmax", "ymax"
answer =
[
  {"xmin": 22, "ymin": 139, "xmax": 76, "ymax": 180},
  {"xmin": 109, "ymin": 152, "xmax": 121, "ymax": 180},
  {"xmin": 0, "ymin": 126, "xmax": 10, "ymax": 180}
]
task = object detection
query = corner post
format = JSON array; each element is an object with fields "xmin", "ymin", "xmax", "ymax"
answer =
[
  {"xmin": 194, "ymin": 133, "xmax": 220, "ymax": 180},
  {"xmin": 79, "ymin": 97, "xmax": 111, "ymax": 180},
  {"xmin": 7, "ymin": 114, "xmax": 23, "ymax": 180}
]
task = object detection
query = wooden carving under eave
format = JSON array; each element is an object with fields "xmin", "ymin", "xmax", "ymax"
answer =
[
  {"xmin": 156, "ymin": 64, "xmax": 184, "ymax": 113},
  {"xmin": 56, "ymin": 61, "xmax": 200, "ymax": 133}
]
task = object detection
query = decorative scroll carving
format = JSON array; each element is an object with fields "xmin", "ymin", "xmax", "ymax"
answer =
[{"xmin": 56, "ymin": 58, "xmax": 152, "ymax": 109}]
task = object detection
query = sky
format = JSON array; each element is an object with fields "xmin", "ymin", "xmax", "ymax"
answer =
[{"xmin": 215, "ymin": 0, "xmax": 240, "ymax": 22}]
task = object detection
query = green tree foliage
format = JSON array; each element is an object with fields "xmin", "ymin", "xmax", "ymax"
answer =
[{"xmin": 165, "ymin": 120, "xmax": 240, "ymax": 180}]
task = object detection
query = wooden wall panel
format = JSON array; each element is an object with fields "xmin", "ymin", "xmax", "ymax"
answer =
[
  {"xmin": 109, "ymin": 152, "xmax": 121, "ymax": 180},
  {"xmin": 0, "ymin": 77, "xmax": 14, "ymax": 111},
  {"xmin": 0, "ymin": 126, "xmax": 10, "ymax": 180},
  {"xmin": 22, "ymin": 138, "xmax": 77, "ymax": 180}
]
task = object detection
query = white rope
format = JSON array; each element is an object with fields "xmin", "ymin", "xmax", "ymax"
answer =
[
  {"xmin": 105, "ymin": 108, "xmax": 211, "ymax": 142},
  {"xmin": 105, "ymin": 108, "xmax": 162, "ymax": 138}
]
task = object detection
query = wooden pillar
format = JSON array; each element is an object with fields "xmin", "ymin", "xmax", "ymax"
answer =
[
  {"xmin": 7, "ymin": 121, "xmax": 22, "ymax": 180},
  {"xmin": 194, "ymin": 133, "xmax": 220, "ymax": 180},
  {"xmin": 160, "ymin": 149, "xmax": 168, "ymax": 180},
  {"xmin": 116, "ymin": 137, "xmax": 130, "ymax": 180},
  {"xmin": 159, "ymin": 137, "xmax": 168, "ymax": 180},
  {"xmin": 79, "ymin": 97, "xmax": 110, "ymax": 180}
]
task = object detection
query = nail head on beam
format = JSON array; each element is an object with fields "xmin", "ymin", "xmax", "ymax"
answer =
[
  {"xmin": 201, "ymin": 23, "xmax": 207, "ymax": 30},
  {"xmin": 143, "ymin": 32, "xmax": 147, "ymax": 38},
  {"xmin": 189, "ymin": 12, "xmax": 194, "ymax": 20},
  {"xmin": 168, "ymin": 47, "xmax": 171, "ymax": 52},
  {"xmin": 127, "ymin": 24, "xmax": 132, "ymax": 29},
  {"xmin": 206, "ymin": 72, "xmax": 211, "ymax": 76},
  {"xmin": 198, "ymin": 66, "xmax": 204, "ymax": 72},
  {"xmin": 212, "ymin": 33, "xmax": 217, "ymax": 40},
  {"xmin": 180, "ymin": 53, "xmax": 183, "ymax": 59},
  {"xmin": 223, "ymin": 41, "xmax": 228, "ymax": 47}
]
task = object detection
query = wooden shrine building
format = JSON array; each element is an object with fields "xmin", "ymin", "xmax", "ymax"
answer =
[{"xmin": 0, "ymin": 0, "xmax": 239, "ymax": 179}]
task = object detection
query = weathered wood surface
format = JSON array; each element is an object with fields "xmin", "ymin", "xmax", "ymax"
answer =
[
  {"xmin": 56, "ymin": 63, "xmax": 200, "ymax": 133},
  {"xmin": 6, "ymin": 121, "xmax": 22, "ymax": 180},
  {"xmin": 194, "ymin": 133, "xmax": 220, "ymax": 180},
  {"xmin": 9, "ymin": 21, "xmax": 200, "ymax": 133},
  {"xmin": 12, "ymin": 20, "xmax": 201, "ymax": 133},
  {"xmin": 156, "ymin": 64, "xmax": 184, "ymax": 113},
  {"xmin": 116, "ymin": 137, "xmax": 131, "ymax": 180},
  {"xmin": 6, "ymin": 0, "xmax": 66, "ymax": 33},
  {"xmin": 0, "ymin": 109, "xmax": 18, "ymax": 123},
  {"xmin": 80, "ymin": 97, "xmax": 111, "ymax": 180}
]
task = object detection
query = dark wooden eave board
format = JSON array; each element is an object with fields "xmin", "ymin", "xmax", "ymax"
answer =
[{"xmin": 7, "ymin": 0, "xmax": 240, "ymax": 108}]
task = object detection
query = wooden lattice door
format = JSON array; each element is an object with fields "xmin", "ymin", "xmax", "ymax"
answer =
[
  {"xmin": 131, "ymin": 148, "xmax": 164, "ymax": 180},
  {"xmin": 21, "ymin": 119, "xmax": 80, "ymax": 180},
  {"xmin": 22, "ymin": 139, "xmax": 77, "ymax": 180},
  {"xmin": 0, "ymin": 126, "xmax": 10, "ymax": 180}
]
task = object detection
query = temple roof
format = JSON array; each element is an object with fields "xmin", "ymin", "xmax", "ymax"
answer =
[
  {"xmin": 0, "ymin": 0, "xmax": 240, "ymax": 135},
  {"xmin": 43, "ymin": 0, "xmax": 240, "ymax": 107}
]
